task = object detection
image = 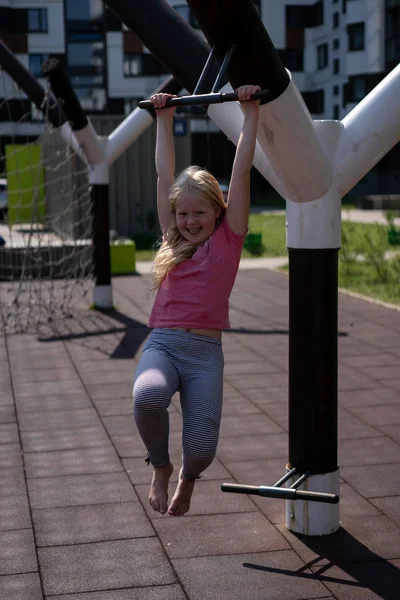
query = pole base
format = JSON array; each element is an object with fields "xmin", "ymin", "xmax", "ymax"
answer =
[
  {"xmin": 92, "ymin": 284, "xmax": 113, "ymax": 310},
  {"xmin": 286, "ymin": 468, "xmax": 340, "ymax": 536}
]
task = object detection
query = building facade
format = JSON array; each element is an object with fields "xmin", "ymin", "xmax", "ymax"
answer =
[{"xmin": 0, "ymin": 0, "xmax": 399, "ymax": 197}]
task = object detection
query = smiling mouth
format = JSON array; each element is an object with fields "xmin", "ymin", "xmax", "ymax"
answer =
[{"xmin": 186, "ymin": 227, "xmax": 201, "ymax": 235}]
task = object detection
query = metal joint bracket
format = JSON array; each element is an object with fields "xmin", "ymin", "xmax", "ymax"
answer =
[{"xmin": 138, "ymin": 45, "xmax": 271, "ymax": 109}]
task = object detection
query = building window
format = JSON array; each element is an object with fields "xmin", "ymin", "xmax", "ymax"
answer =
[
  {"xmin": 333, "ymin": 84, "xmax": 339, "ymax": 96},
  {"xmin": 124, "ymin": 98, "xmax": 138, "ymax": 116},
  {"xmin": 333, "ymin": 12, "xmax": 339, "ymax": 28},
  {"xmin": 124, "ymin": 55, "xmax": 141, "ymax": 76},
  {"xmin": 302, "ymin": 89, "xmax": 324, "ymax": 114},
  {"xmin": 278, "ymin": 49, "xmax": 304, "ymax": 72},
  {"xmin": 333, "ymin": 38, "xmax": 340, "ymax": 50},
  {"xmin": 66, "ymin": 0, "xmax": 103, "ymax": 23},
  {"xmin": 29, "ymin": 54, "xmax": 49, "ymax": 77},
  {"xmin": 123, "ymin": 53, "xmax": 167, "ymax": 77},
  {"xmin": 348, "ymin": 23, "xmax": 365, "ymax": 51},
  {"xmin": 342, "ymin": 0, "xmax": 347, "ymax": 14},
  {"xmin": 353, "ymin": 76, "xmax": 366, "ymax": 101},
  {"xmin": 333, "ymin": 58, "xmax": 340, "ymax": 74},
  {"xmin": 68, "ymin": 41, "xmax": 105, "ymax": 73},
  {"xmin": 333, "ymin": 105, "xmax": 340, "ymax": 119},
  {"xmin": 317, "ymin": 43, "xmax": 328, "ymax": 69},
  {"xmin": 28, "ymin": 8, "xmax": 48, "ymax": 32}
]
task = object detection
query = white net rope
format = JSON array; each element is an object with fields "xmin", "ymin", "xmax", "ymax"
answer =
[{"xmin": 0, "ymin": 67, "xmax": 93, "ymax": 335}]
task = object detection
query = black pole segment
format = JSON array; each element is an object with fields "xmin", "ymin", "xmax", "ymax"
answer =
[
  {"xmin": 139, "ymin": 89, "xmax": 271, "ymax": 109},
  {"xmin": 193, "ymin": 47, "xmax": 218, "ymax": 95},
  {"xmin": 104, "ymin": 0, "xmax": 220, "ymax": 94},
  {"xmin": 144, "ymin": 75, "xmax": 183, "ymax": 118},
  {"xmin": 0, "ymin": 41, "xmax": 65, "ymax": 128},
  {"xmin": 186, "ymin": 0, "xmax": 289, "ymax": 100},
  {"xmin": 221, "ymin": 484, "xmax": 339, "ymax": 504},
  {"xmin": 288, "ymin": 249, "xmax": 339, "ymax": 475},
  {"xmin": 42, "ymin": 58, "xmax": 88, "ymax": 131},
  {"xmin": 211, "ymin": 45, "xmax": 235, "ymax": 92},
  {"xmin": 91, "ymin": 185, "xmax": 111, "ymax": 288}
]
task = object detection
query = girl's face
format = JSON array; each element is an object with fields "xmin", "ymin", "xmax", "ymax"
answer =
[{"xmin": 175, "ymin": 193, "xmax": 221, "ymax": 243}]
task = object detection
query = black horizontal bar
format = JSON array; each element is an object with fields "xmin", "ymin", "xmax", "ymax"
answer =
[
  {"xmin": 221, "ymin": 483, "xmax": 339, "ymax": 504},
  {"xmin": 138, "ymin": 89, "xmax": 271, "ymax": 109},
  {"xmin": 0, "ymin": 41, "xmax": 65, "ymax": 128}
]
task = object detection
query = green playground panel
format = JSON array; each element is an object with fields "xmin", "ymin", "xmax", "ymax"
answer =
[
  {"xmin": 5, "ymin": 144, "xmax": 45, "ymax": 224},
  {"xmin": 110, "ymin": 239, "xmax": 136, "ymax": 274}
]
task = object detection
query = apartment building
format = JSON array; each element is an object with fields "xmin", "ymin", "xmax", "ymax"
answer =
[{"xmin": 0, "ymin": 0, "xmax": 398, "ymax": 195}]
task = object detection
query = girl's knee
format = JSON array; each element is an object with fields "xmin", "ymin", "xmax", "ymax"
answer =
[
  {"xmin": 133, "ymin": 382, "xmax": 170, "ymax": 414},
  {"xmin": 183, "ymin": 446, "xmax": 217, "ymax": 478}
]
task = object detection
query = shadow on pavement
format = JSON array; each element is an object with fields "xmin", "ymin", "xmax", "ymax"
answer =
[{"xmin": 243, "ymin": 527, "xmax": 400, "ymax": 599}]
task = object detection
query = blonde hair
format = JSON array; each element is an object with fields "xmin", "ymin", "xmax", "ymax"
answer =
[{"xmin": 150, "ymin": 166, "xmax": 226, "ymax": 291}]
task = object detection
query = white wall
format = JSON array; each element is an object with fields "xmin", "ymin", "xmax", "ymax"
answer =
[
  {"xmin": 106, "ymin": 33, "xmax": 168, "ymax": 99},
  {"xmin": 27, "ymin": 1, "xmax": 65, "ymax": 54}
]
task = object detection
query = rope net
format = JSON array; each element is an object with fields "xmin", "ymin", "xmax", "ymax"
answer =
[{"xmin": 0, "ymin": 66, "xmax": 93, "ymax": 335}]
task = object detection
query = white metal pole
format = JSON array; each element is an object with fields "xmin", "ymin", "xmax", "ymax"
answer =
[
  {"xmin": 105, "ymin": 107, "xmax": 155, "ymax": 166},
  {"xmin": 335, "ymin": 63, "xmax": 400, "ymax": 197}
]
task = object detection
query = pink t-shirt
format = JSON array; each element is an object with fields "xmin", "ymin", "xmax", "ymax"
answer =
[{"xmin": 148, "ymin": 217, "xmax": 246, "ymax": 330}]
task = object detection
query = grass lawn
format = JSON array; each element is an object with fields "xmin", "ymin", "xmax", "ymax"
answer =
[
  {"xmin": 134, "ymin": 214, "xmax": 399, "ymax": 306},
  {"xmin": 338, "ymin": 261, "xmax": 400, "ymax": 306}
]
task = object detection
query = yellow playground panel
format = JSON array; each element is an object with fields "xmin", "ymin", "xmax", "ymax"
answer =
[{"xmin": 5, "ymin": 144, "xmax": 45, "ymax": 224}]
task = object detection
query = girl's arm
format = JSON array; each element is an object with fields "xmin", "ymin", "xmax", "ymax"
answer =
[
  {"xmin": 226, "ymin": 85, "xmax": 261, "ymax": 235},
  {"xmin": 151, "ymin": 93, "xmax": 177, "ymax": 233}
]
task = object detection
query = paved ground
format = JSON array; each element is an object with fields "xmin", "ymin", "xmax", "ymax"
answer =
[{"xmin": 1, "ymin": 266, "xmax": 400, "ymax": 599}]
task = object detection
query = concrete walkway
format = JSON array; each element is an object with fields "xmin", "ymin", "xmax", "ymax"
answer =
[{"xmin": 1, "ymin": 267, "xmax": 400, "ymax": 599}]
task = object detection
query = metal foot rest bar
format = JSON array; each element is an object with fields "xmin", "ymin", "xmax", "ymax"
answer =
[
  {"xmin": 138, "ymin": 44, "xmax": 271, "ymax": 109},
  {"xmin": 221, "ymin": 468, "xmax": 339, "ymax": 505}
]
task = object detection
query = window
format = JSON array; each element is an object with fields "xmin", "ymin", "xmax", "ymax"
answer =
[
  {"xmin": 286, "ymin": 2, "xmax": 322, "ymax": 28},
  {"xmin": 348, "ymin": 23, "xmax": 365, "ymax": 51},
  {"xmin": 317, "ymin": 43, "xmax": 328, "ymax": 69},
  {"xmin": 342, "ymin": 0, "xmax": 347, "ymax": 14},
  {"xmin": 68, "ymin": 41, "xmax": 105, "ymax": 73},
  {"xmin": 333, "ymin": 38, "xmax": 340, "ymax": 50},
  {"xmin": 333, "ymin": 12, "xmax": 339, "ymax": 28},
  {"xmin": 29, "ymin": 54, "xmax": 49, "ymax": 77},
  {"xmin": 353, "ymin": 76, "xmax": 366, "ymax": 101},
  {"xmin": 75, "ymin": 86, "xmax": 106, "ymax": 111},
  {"xmin": 278, "ymin": 49, "xmax": 304, "ymax": 72},
  {"xmin": 28, "ymin": 8, "xmax": 47, "ymax": 32},
  {"xmin": 66, "ymin": 0, "xmax": 103, "ymax": 21},
  {"xmin": 124, "ymin": 98, "xmax": 137, "ymax": 116},
  {"xmin": 333, "ymin": 105, "xmax": 340, "ymax": 119},
  {"xmin": 123, "ymin": 53, "xmax": 167, "ymax": 77},
  {"xmin": 302, "ymin": 89, "xmax": 324, "ymax": 114},
  {"xmin": 333, "ymin": 84, "xmax": 339, "ymax": 96},
  {"xmin": 333, "ymin": 58, "xmax": 340, "ymax": 73}
]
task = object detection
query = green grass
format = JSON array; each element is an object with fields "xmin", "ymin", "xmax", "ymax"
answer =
[
  {"xmin": 338, "ymin": 261, "xmax": 400, "ymax": 306},
  {"xmin": 135, "ymin": 248, "xmax": 157, "ymax": 261}
]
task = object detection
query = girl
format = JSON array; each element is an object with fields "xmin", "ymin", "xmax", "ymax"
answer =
[{"xmin": 133, "ymin": 85, "xmax": 261, "ymax": 516}]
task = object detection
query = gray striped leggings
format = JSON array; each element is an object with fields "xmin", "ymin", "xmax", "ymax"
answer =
[{"xmin": 133, "ymin": 329, "xmax": 224, "ymax": 480}]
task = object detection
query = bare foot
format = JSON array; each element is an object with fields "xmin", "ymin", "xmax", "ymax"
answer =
[
  {"xmin": 149, "ymin": 462, "xmax": 174, "ymax": 514},
  {"xmin": 168, "ymin": 468, "xmax": 196, "ymax": 516}
]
